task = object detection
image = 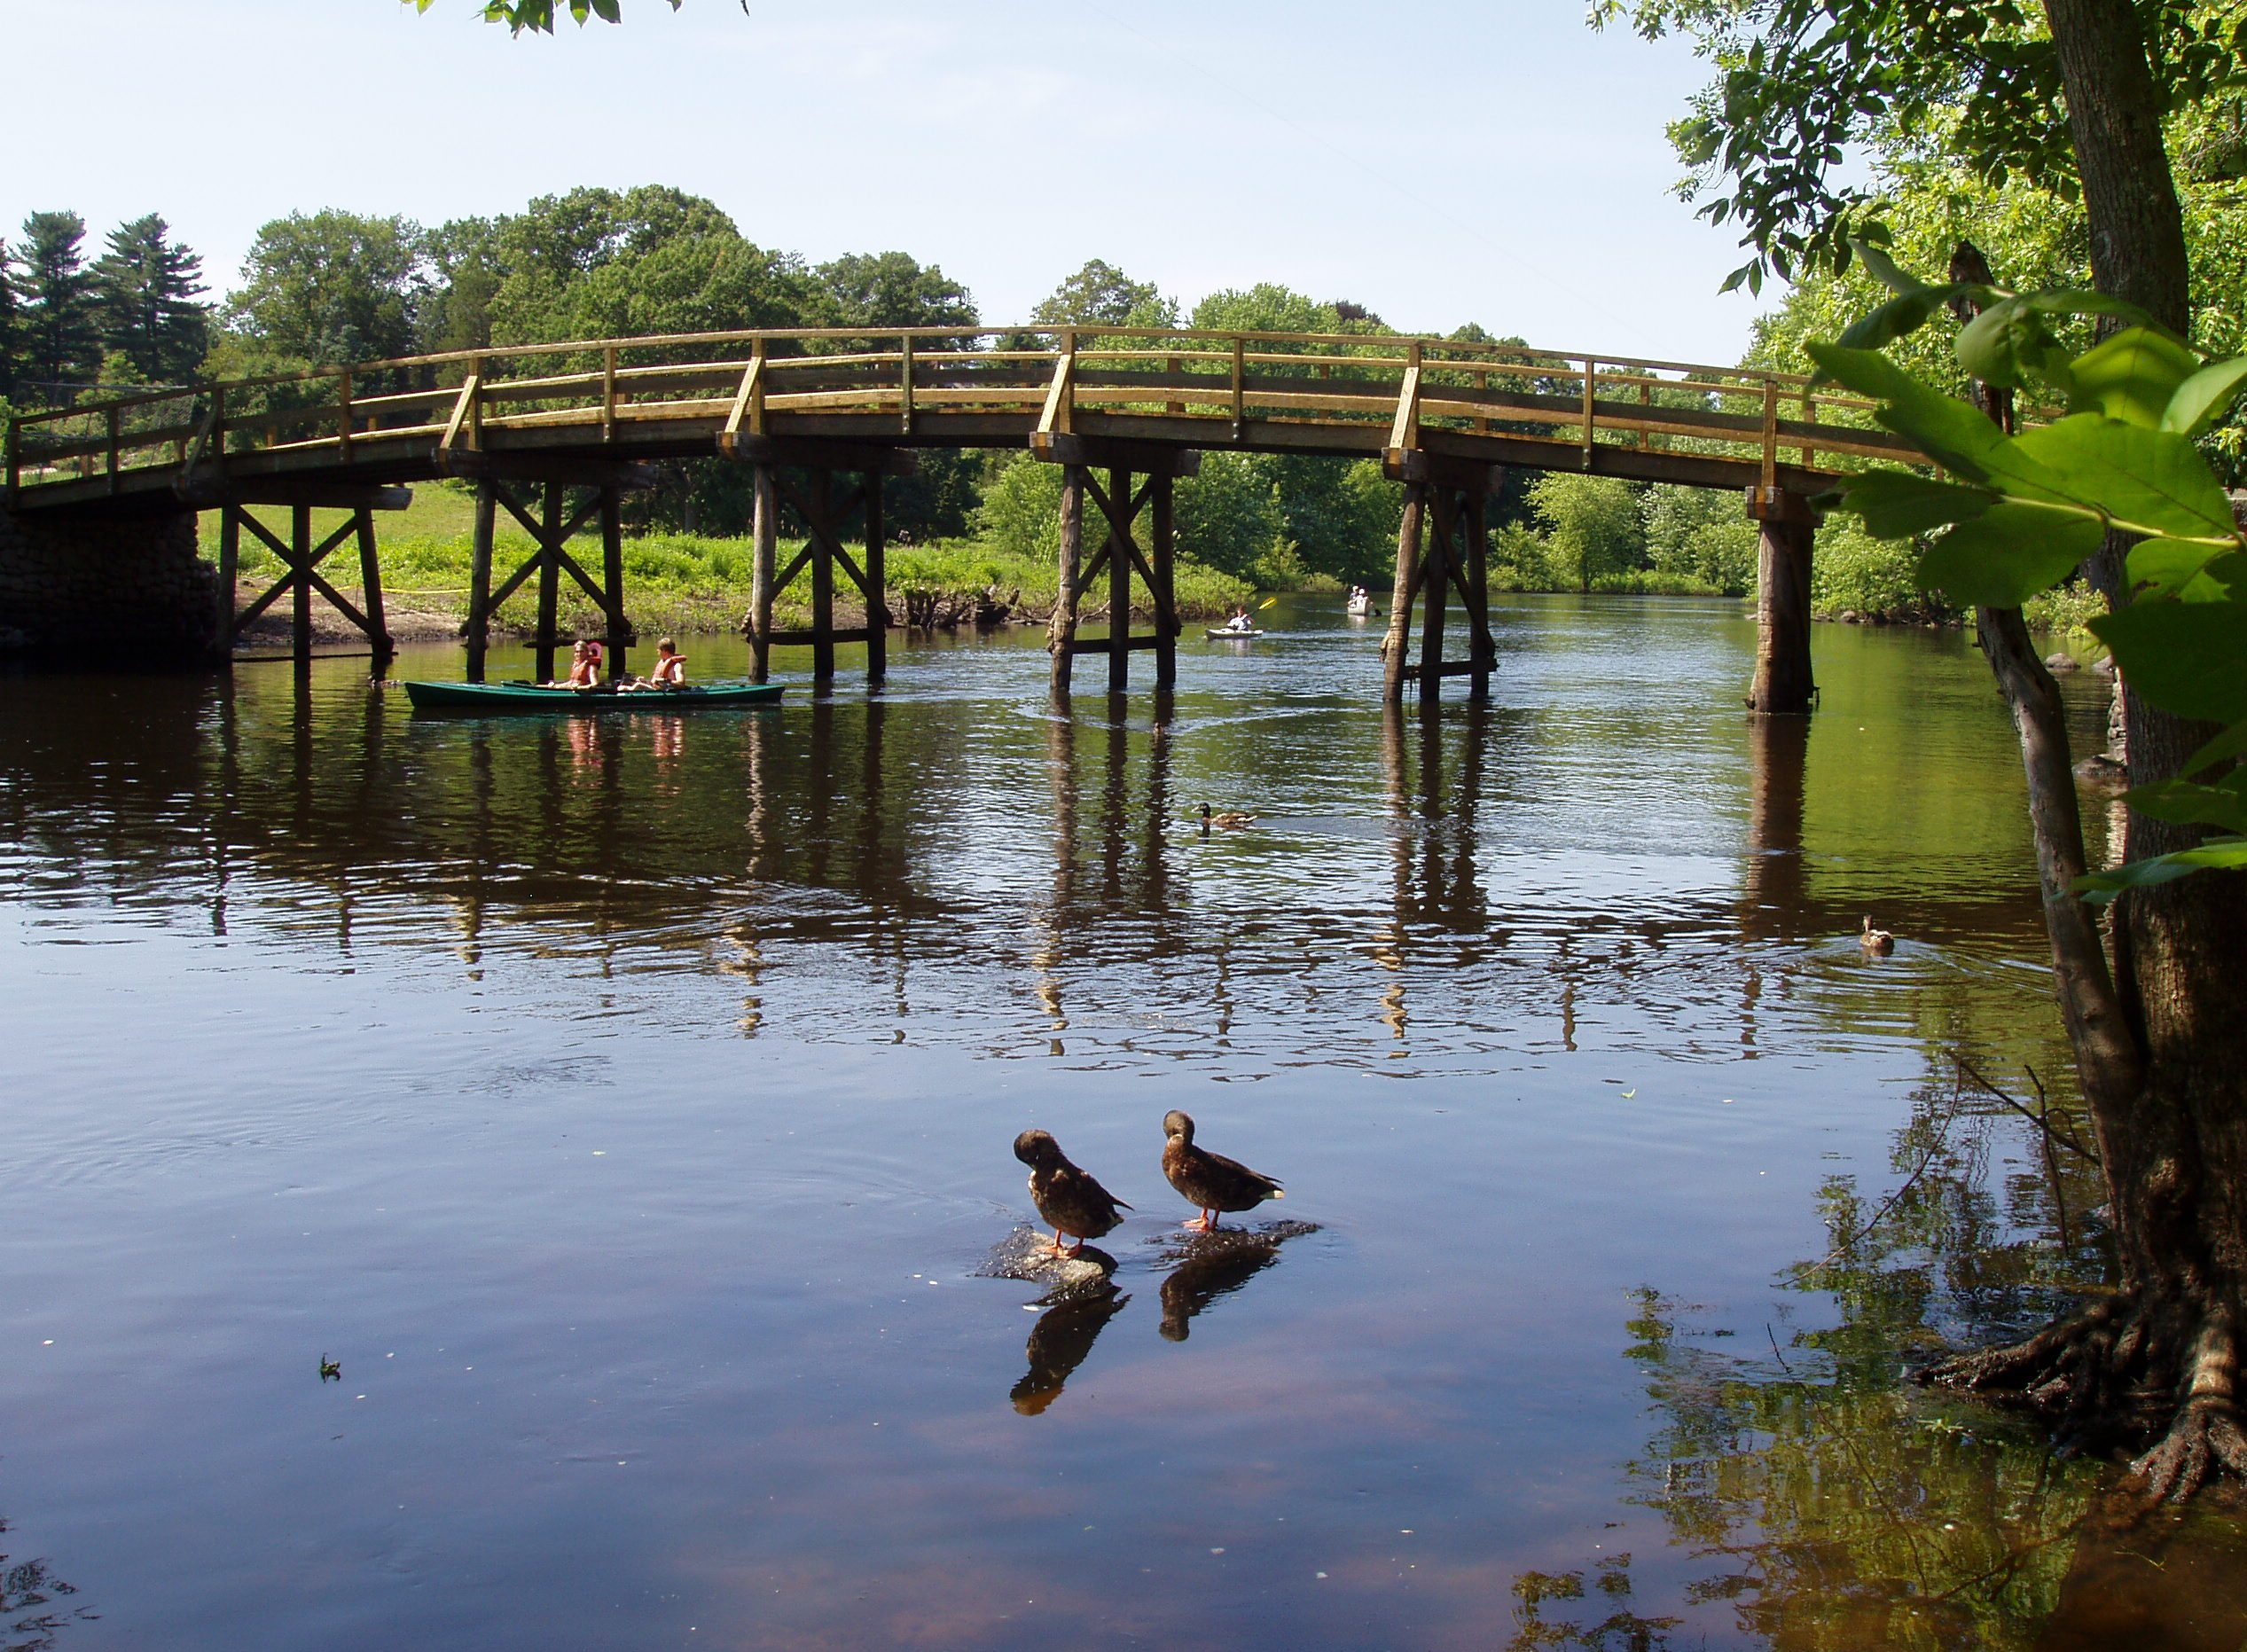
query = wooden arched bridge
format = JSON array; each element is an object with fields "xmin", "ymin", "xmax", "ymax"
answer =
[{"xmin": 4, "ymin": 325, "xmax": 1921, "ymax": 711}]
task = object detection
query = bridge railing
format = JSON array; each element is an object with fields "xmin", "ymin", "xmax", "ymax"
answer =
[{"xmin": 4, "ymin": 325, "xmax": 1919, "ymax": 504}]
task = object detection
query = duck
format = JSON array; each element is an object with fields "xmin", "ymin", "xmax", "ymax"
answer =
[
  {"xmin": 1014, "ymin": 1129, "xmax": 1131, "ymax": 1256},
  {"xmin": 1161, "ymin": 1109, "xmax": 1284, "ymax": 1231},
  {"xmin": 318, "ymin": 1354, "xmax": 341, "ymax": 1382},
  {"xmin": 1859, "ymin": 915, "xmax": 1895, "ymax": 955},
  {"xmin": 1198, "ymin": 803, "xmax": 1257, "ymax": 830}
]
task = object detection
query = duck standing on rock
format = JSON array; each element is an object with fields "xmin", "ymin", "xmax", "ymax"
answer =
[
  {"xmin": 1161, "ymin": 1109, "xmax": 1284, "ymax": 1231},
  {"xmin": 1014, "ymin": 1129, "xmax": 1131, "ymax": 1257}
]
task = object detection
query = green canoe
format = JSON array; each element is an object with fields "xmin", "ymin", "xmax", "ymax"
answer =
[{"xmin": 403, "ymin": 679, "xmax": 786, "ymax": 713}]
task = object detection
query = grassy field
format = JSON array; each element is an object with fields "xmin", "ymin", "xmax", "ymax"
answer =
[{"xmin": 202, "ymin": 483, "xmax": 1256, "ymax": 637}]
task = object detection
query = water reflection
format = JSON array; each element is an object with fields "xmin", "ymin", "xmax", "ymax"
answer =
[
  {"xmin": 1156, "ymin": 1230, "xmax": 1285, "ymax": 1343},
  {"xmin": 1009, "ymin": 1283, "xmax": 1130, "ymax": 1416},
  {"xmin": 0, "ymin": 1519, "xmax": 85, "ymax": 1651}
]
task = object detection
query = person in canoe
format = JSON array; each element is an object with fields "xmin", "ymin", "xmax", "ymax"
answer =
[
  {"xmin": 1223, "ymin": 605, "xmax": 1256, "ymax": 633},
  {"xmin": 645, "ymin": 638, "xmax": 686, "ymax": 690},
  {"xmin": 546, "ymin": 640, "xmax": 601, "ymax": 690}
]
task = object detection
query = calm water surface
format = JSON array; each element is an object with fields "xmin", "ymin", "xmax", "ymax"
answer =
[{"xmin": 4, "ymin": 595, "xmax": 2242, "ymax": 1650}]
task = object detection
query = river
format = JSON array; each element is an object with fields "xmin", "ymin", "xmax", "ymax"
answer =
[{"xmin": 3, "ymin": 594, "xmax": 2240, "ymax": 1650}]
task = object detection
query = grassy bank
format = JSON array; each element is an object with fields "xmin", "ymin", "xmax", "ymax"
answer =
[{"xmin": 202, "ymin": 494, "xmax": 1255, "ymax": 638}]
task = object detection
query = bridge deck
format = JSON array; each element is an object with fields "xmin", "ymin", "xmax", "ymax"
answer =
[{"xmin": 7, "ymin": 325, "xmax": 1914, "ymax": 513}]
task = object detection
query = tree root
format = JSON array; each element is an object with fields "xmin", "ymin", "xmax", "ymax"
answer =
[{"xmin": 1917, "ymin": 1294, "xmax": 2247, "ymax": 1504}]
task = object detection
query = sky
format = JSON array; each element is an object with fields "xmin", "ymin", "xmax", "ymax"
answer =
[{"xmin": 9, "ymin": 0, "xmax": 1781, "ymax": 365}]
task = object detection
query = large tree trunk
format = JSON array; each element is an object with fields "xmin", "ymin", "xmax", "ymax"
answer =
[{"xmin": 1920, "ymin": 0, "xmax": 2247, "ymax": 1501}]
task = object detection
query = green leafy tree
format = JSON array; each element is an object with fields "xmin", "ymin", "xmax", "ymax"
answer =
[
  {"xmin": 90, "ymin": 214, "xmax": 208, "ymax": 383},
  {"xmin": 1527, "ymin": 474, "xmax": 1645, "ymax": 591},
  {"xmin": 812, "ymin": 251, "xmax": 976, "ymax": 335},
  {"xmin": 227, "ymin": 210, "xmax": 428, "ymax": 366},
  {"xmin": 10, "ymin": 211, "xmax": 102, "ymax": 402},
  {"xmin": 1030, "ymin": 260, "xmax": 1177, "ymax": 329},
  {"xmin": 1174, "ymin": 452, "xmax": 1285, "ymax": 577},
  {"xmin": 421, "ymin": 215, "xmax": 504, "ymax": 356},
  {"xmin": 1642, "ymin": 484, "xmax": 1758, "ymax": 594},
  {"xmin": 974, "ymin": 451, "xmax": 1064, "ymax": 562}
]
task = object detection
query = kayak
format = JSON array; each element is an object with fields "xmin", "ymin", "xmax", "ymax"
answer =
[
  {"xmin": 403, "ymin": 679, "xmax": 786, "ymax": 713},
  {"xmin": 1205, "ymin": 628, "xmax": 1265, "ymax": 639}
]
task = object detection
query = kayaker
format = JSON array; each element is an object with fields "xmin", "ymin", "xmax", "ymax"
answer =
[
  {"xmin": 1225, "ymin": 605, "xmax": 1255, "ymax": 633},
  {"xmin": 546, "ymin": 640, "xmax": 599, "ymax": 690},
  {"xmin": 629, "ymin": 638, "xmax": 686, "ymax": 692}
]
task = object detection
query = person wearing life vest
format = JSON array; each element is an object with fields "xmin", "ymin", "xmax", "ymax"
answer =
[
  {"xmin": 647, "ymin": 638, "xmax": 685, "ymax": 689},
  {"xmin": 547, "ymin": 640, "xmax": 600, "ymax": 689}
]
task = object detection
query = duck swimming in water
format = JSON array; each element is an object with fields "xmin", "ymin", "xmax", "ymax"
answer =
[
  {"xmin": 1014, "ymin": 1129, "xmax": 1131, "ymax": 1256},
  {"xmin": 1198, "ymin": 803, "xmax": 1257, "ymax": 830},
  {"xmin": 1161, "ymin": 1109, "xmax": 1284, "ymax": 1231},
  {"xmin": 1859, "ymin": 915, "xmax": 1895, "ymax": 955}
]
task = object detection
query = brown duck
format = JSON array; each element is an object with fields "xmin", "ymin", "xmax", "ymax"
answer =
[
  {"xmin": 1014, "ymin": 1129, "xmax": 1131, "ymax": 1256},
  {"xmin": 1162, "ymin": 1109, "xmax": 1284, "ymax": 1231}
]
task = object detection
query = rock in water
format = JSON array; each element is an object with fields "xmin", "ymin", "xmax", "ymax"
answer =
[
  {"xmin": 974, "ymin": 1224, "xmax": 1116, "ymax": 1299},
  {"xmin": 2046, "ymin": 651, "xmax": 2079, "ymax": 672}
]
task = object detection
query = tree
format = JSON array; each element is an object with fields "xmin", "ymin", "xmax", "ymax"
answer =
[
  {"xmin": 1030, "ymin": 260, "xmax": 1177, "ymax": 329},
  {"xmin": 1527, "ymin": 474, "xmax": 1645, "ymax": 591},
  {"xmin": 226, "ymin": 210, "xmax": 428, "ymax": 366},
  {"xmin": 10, "ymin": 211, "xmax": 102, "ymax": 402},
  {"xmin": 1617, "ymin": 0, "xmax": 2247, "ymax": 1504},
  {"xmin": 407, "ymin": 0, "xmax": 681, "ymax": 34},
  {"xmin": 0, "ymin": 237, "xmax": 15, "ymax": 400},
  {"xmin": 90, "ymin": 215, "xmax": 208, "ymax": 383},
  {"xmin": 812, "ymin": 251, "xmax": 976, "ymax": 335}
]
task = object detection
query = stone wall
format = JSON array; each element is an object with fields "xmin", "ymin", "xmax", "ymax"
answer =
[{"xmin": 0, "ymin": 504, "xmax": 218, "ymax": 663}]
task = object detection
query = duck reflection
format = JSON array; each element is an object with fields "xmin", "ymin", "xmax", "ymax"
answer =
[
  {"xmin": 1009, "ymin": 1280, "xmax": 1129, "ymax": 1415},
  {"xmin": 1156, "ymin": 1229, "xmax": 1284, "ymax": 1342}
]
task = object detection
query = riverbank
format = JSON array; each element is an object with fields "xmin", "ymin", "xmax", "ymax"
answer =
[{"xmin": 217, "ymin": 528, "xmax": 1257, "ymax": 645}]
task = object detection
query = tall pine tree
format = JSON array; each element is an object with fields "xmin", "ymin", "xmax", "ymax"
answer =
[
  {"xmin": 91, "ymin": 215, "xmax": 207, "ymax": 383},
  {"xmin": 11, "ymin": 212, "xmax": 101, "ymax": 403},
  {"xmin": 0, "ymin": 237, "xmax": 16, "ymax": 401}
]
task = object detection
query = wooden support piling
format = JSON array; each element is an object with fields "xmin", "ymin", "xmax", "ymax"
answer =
[
  {"xmin": 1746, "ymin": 487, "xmax": 1816, "ymax": 715},
  {"xmin": 1382, "ymin": 482, "xmax": 1425, "ymax": 704},
  {"xmin": 749, "ymin": 464, "xmax": 777, "ymax": 683},
  {"xmin": 1463, "ymin": 489, "xmax": 1492, "ymax": 701},
  {"xmin": 216, "ymin": 506, "xmax": 240, "ymax": 662},
  {"xmin": 1049, "ymin": 465, "xmax": 1084, "ymax": 696},
  {"xmin": 535, "ymin": 482, "xmax": 562, "ymax": 685},
  {"xmin": 865, "ymin": 472, "xmax": 887, "ymax": 683},
  {"xmin": 355, "ymin": 508, "xmax": 393, "ymax": 669},
  {"xmin": 1108, "ymin": 465, "xmax": 1131, "ymax": 695},
  {"xmin": 291, "ymin": 503, "xmax": 313, "ymax": 669},
  {"xmin": 1418, "ymin": 492, "xmax": 1449, "ymax": 698},
  {"xmin": 811, "ymin": 470, "xmax": 836, "ymax": 685},
  {"xmin": 599, "ymin": 485, "xmax": 628, "ymax": 680},
  {"xmin": 467, "ymin": 481, "xmax": 496, "ymax": 682},
  {"xmin": 1151, "ymin": 472, "xmax": 1176, "ymax": 688}
]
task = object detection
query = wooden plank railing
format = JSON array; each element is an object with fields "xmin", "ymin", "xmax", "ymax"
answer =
[{"xmin": 4, "ymin": 324, "xmax": 1921, "ymax": 504}]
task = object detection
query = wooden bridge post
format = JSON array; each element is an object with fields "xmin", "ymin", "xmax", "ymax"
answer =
[
  {"xmin": 1417, "ymin": 492, "xmax": 1450, "ymax": 700},
  {"xmin": 1108, "ymin": 466, "xmax": 1131, "ymax": 695},
  {"xmin": 1049, "ymin": 465, "xmax": 1084, "ymax": 696},
  {"xmin": 291, "ymin": 503, "xmax": 313, "ymax": 670},
  {"xmin": 534, "ymin": 482, "xmax": 563, "ymax": 685},
  {"xmin": 1151, "ymin": 471, "xmax": 1177, "ymax": 688},
  {"xmin": 1746, "ymin": 486, "xmax": 1817, "ymax": 715},
  {"xmin": 811, "ymin": 470, "xmax": 837, "ymax": 685},
  {"xmin": 1382, "ymin": 482, "xmax": 1426, "ymax": 704},
  {"xmin": 1463, "ymin": 489, "xmax": 1493, "ymax": 701},
  {"xmin": 354, "ymin": 509, "xmax": 394, "ymax": 671},
  {"xmin": 215, "ymin": 505, "xmax": 240, "ymax": 663},
  {"xmin": 599, "ymin": 485, "xmax": 629, "ymax": 680},
  {"xmin": 748, "ymin": 464, "xmax": 776, "ymax": 683},
  {"xmin": 466, "ymin": 481, "xmax": 496, "ymax": 683},
  {"xmin": 865, "ymin": 471, "xmax": 887, "ymax": 683}
]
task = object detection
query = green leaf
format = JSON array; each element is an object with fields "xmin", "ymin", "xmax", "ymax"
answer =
[
  {"xmin": 2011, "ymin": 415, "xmax": 2240, "ymax": 540},
  {"xmin": 1918, "ymin": 505, "xmax": 2105, "ymax": 607},
  {"xmin": 1826, "ymin": 469, "xmax": 1995, "ymax": 537},
  {"xmin": 1828, "ymin": 292, "xmax": 1939, "ymax": 359},
  {"xmin": 1854, "ymin": 240, "xmax": 1930, "ymax": 295},
  {"xmin": 2089, "ymin": 599, "xmax": 2247, "ymax": 724},
  {"xmin": 1958, "ymin": 298, "xmax": 2074, "ymax": 394},
  {"xmin": 2127, "ymin": 537, "xmax": 2226, "ymax": 598},
  {"xmin": 2180, "ymin": 718, "xmax": 2247, "ymax": 776},
  {"xmin": 1805, "ymin": 344, "xmax": 2071, "ymax": 502},
  {"xmin": 2067, "ymin": 328, "xmax": 2204, "ymax": 427},
  {"xmin": 2074, "ymin": 838, "xmax": 2247, "ymax": 904},
  {"xmin": 2122, "ymin": 772, "xmax": 2247, "ymax": 832},
  {"xmin": 2163, "ymin": 356, "xmax": 2247, "ymax": 439}
]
